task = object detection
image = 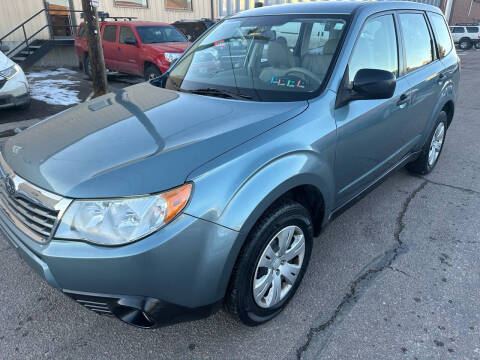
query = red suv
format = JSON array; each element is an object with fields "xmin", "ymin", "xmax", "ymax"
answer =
[{"xmin": 75, "ymin": 21, "xmax": 190, "ymax": 80}]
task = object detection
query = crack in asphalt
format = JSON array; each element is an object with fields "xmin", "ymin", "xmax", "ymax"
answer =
[
  {"xmin": 295, "ymin": 180, "xmax": 427, "ymax": 359},
  {"xmin": 418, "ymin": 177, "xmax": 480, "ymax": 196}
]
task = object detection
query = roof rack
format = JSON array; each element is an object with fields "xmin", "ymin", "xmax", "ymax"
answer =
[
  {"xmin": 454, "ymin": 23, "xmax": 480, "ymax": 26},
  {"xmin": 97, "ymin": 12, "xmax": 137, "ymax": 21}
]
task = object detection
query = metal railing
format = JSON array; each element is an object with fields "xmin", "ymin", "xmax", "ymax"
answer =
[{"xmin": 0, "ymin": 8, "xmax": 83, "ymax": 58}]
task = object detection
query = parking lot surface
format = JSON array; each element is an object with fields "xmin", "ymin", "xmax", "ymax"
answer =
[{"xmin": 0, "ymin": 51, "xmax": 479, "ymax": 359}]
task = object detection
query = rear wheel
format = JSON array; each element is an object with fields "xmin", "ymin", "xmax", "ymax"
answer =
[
  {"xmin": 406, "ymin": 111, "xmax": 447, "ymax": 175},
  {"xmin": 459, "ymin": 38, "xmax": 472, "ymax": 50},
  {"xmin": 84, "ymin": 54, "xmax": 92, "ymax": 79},
  {"xmin": 144, "ymin": 65, "xmax": 162, "ymax": 81},
  {"xmin": 475, "ymin": 41, "xmax": 480, "ymax": 50},
  {"xmin": 225, "ymin": 200, "xmax": 313, "ymax": 326}
]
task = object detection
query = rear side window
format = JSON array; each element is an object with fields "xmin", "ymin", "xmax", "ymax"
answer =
[
  {"xmin": 398, "ymin": 13, "xmax": 433, "ymax": 73},
  {"xmin": 119, "ymin": 26, "xmax": 136, "ymax": 44},
  {"xmin": 103, "ymin": 25, "xmax": 117, "ymax": 43},
  {"xmin": 77, "ymin": 24, "xmax": 86, "ymax": 38},
  {"xmin": 451, "ymin": 27, "xmax": 465, "ymax": 33},
  {"xmin": 348, "ymin": 15, "xmax": 398, "ymax": 83},
  {"xmin": 467, "ymin": 26, "xmax": 479, "ymax": 33},
  {"xmin": 428, "ymin": 13, "xmax": 453, "ymax": 58}
]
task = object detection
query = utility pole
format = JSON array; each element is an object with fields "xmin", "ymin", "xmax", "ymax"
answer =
[{"xmin": 81, "ymin": 0, "xmax": 108, "ymax": 97}]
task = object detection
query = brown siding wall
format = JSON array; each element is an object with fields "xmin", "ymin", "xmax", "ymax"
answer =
[{"xmin": 449, "ymin": 0, "xmax": 480, "ymax": 24}]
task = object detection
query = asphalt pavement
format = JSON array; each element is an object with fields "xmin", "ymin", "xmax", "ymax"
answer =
[{"xmin": 0, "ymin": 51, "xmax": 479, "ymax": 360}]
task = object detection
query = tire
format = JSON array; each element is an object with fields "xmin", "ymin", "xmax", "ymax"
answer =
[
  {"xmin": 475, "ymin": 41, "xmax": 480, "ymax": 50},
  {"xmin": 459, "ymin": 38, "xmax": 472, "ymax": 50},
  {"xmin": 144, "ymin": 65, "xmax": 162, "ymax": 81},
  {"xmin": 84, "ymin": 54, "xmax": 92, "ymax": 79},
  {"xmin": 225, "ymin": 199, "xmax": 313, "ymax": 326},
  {"xmin": 406, "ymin": 111, "xmax": 448, "ymax": 175}
]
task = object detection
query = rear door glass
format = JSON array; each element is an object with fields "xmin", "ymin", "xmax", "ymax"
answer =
[
  {"xmin": 466, "ymin": 26, "xmax": 479, "ymax": 33},
  {"xmin": 103, "ymin": 25, "xmax": 117, "ymax": 43},
  {"xmin": 398, "ymin": 13, "xmax": 434, "ymax": 73}
]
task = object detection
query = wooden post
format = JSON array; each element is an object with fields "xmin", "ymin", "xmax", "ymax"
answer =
[{"xmin": 81, "ymin": 0, "xmax": 108, "ymax": 98}]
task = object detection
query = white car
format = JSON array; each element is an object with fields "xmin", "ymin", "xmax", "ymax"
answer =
[{"xmin": 0, "ymin": 46, "xmax": 30, "ymax": 109}]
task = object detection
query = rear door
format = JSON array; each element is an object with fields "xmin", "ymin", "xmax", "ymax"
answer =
[
  {"xmin": 395, "ymin": 11, "xmax": 446, "ymax": 148},
  {"xmin": 333, "ymin": 13, "xmax": 412, "ymax": 206},
  {"xmin": 117, "ymin": 25, "xmax": 142, "ymax": 75},
  {"xmin": 101, "ymin": 24, "xmax": 118, "ymax": 70},
  {"xmin": 74, "ymin": 23, "xmax": 87, "ymax": 60}
]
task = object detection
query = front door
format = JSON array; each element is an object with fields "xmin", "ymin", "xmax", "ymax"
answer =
[
  {"xmin": 117, "ymin": 25, "xmax": 141, "ymax": 75},
  {"xmin": 46, "ymin": 0, "xmax": 75, "ymax": 38},
  {"xmin": 333, "ymin": 13, "xmax": 414, "ymax": 207}
]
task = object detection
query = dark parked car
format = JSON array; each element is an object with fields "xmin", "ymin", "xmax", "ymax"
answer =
[
  {"xmin": 0, "ymin": 1, "xmax": 459, "ymax": 328},
  {"xmin": 172, "ymin": 18, "xmax": 215, "ymax": 41}
]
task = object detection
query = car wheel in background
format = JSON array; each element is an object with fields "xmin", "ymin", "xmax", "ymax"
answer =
[
  {"xmin": 475, "ymin": 41, "xmax": 480, "ymax": 50},
  {"xmin": 225, "ymin": 199, "xmax": 313, "ymax": 326},
  {"xmin": 144, "ymin": 65, "xmax": 162, "ymax": 81},
  {"xmin": 406, "ymin": 111, "xmax": 447, "ymax": 175},
  {"xmin": 459, "ymin": 38, "xmax": 472, "ymax": 50}
]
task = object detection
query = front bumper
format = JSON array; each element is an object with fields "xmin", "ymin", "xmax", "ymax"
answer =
[{"xmin": 0, "ymin": 205, "xmax": 239, "ymax": 327}]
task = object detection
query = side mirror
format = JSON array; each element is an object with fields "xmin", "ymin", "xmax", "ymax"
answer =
[
  {"xmin": 352, "ymin": 68, "xmax": 396, "ymax": 100},
  {"xmin": 335, "ymin": 68, "xmax": 396, "ymax": 108},
  {"xmin": 124, "ymin": 37, "xmax": 137, "ymax": 46},
  {"xmin": 0, "ymin": 44, "xmax": 10, "ymax": 53}
]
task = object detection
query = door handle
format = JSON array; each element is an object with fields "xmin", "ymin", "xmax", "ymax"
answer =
[
  {"xmin": 438, "ymin": 73, "xmax": 445, "ymax": 84},
  {"xmin": 396, "ymin": 93, "xmax": 409, "ymax": 108}
]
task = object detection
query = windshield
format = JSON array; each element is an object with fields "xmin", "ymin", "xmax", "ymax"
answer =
[
  {"xmin": 163, "ymin": 15, "xmax": 348, "ymax": 101},
  {"xmin": 136, "ymin": 26, "xmax": 187, "ymax": 44}
]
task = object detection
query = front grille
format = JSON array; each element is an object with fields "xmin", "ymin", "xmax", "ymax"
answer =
[{"xmin": 0, "ymin": 184, "xmax": 58, "ymax": 240}]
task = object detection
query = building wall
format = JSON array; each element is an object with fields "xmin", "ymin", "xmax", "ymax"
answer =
[
  {"xmin": 449, "ymin": 0, "xmax": 480, "ymax": 24},
  {"xmin": 0, "ymin": 0, "xmax": 219, "ymax": 45}
]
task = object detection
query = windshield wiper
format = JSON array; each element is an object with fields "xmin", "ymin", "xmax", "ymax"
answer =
[{"xmin": 188, "ymin": 88, "xmax": 252, "ymax": 100}]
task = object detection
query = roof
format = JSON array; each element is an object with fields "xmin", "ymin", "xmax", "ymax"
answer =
[
  {"xmin": 231, "ymin": 1, "xmax": 441, "ymax": 18},
  {"xmin": 99, "ymin": 20, "xmax": 172, "ymax": 26}
]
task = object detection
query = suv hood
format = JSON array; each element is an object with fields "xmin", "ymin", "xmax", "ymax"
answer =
[
  {"xmin": 0, "ymin": 51, "xmax": 14, "ymax": 71},
  {"xmin": 2, "ymin": 82, "xmax": 307, "ymax": 198},
  {"xmin": 143, "ymin": 42, "xmax": 190, "ymax": 53}
]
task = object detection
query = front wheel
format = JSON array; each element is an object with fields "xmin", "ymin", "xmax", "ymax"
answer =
[
  {"xmin": 144, "ymin": 65, "xmax": 162, "ymax": 81},
  {"xmin": 459, "ymin": 38, "xmax": 472, "ymax": 50},
  {"xmin": 225, "ymin": 200, "xmax": 313, "ymax": 326},
  {"xmin": 406, "ymin": 111, "xmax": 447, "ymax": 175}
]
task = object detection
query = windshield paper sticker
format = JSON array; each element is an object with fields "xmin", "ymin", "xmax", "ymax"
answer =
[{"xmin": 270, "ymin": 77, "xmax": 306, "ymax": 89}]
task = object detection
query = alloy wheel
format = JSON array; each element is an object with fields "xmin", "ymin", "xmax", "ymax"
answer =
[{"xmin": 428, "ymin": 122, "xmax": 445, "ymax": 167}]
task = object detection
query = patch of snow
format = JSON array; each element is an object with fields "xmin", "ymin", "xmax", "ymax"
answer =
[
  {"xmin": 27, "ymin": 76, "xmax": 81, "ymax": 106},
  {"xmin": 27, "ymin": 67, "xmax": 78, "ymax": 79}
]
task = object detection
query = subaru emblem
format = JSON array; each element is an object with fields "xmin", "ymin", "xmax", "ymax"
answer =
[{"xmin": 5, "ymin": 177, "xmax": 15, "ymax": 196}]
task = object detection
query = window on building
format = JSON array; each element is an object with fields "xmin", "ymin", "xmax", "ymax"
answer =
[
  {"xmin": 114, "ymin": 0, "xmax": 148, "ymax": 8},
  {"xmin": 428, "ymin": 13, "xmax": 453, "ymax": 58},
  {"xmin": 466, "ymin": 26, "xmax": 479, "ymax": 33},
  {"xmin": 119, "ymin": 26, "xmax": 136, "ymax": 44},
  {"xmin": 103, "ymin": 25, "xmax": 117, "ymax": 42},
  {"xmin": 398, "ymin": 13, "xmax": 434, "ymax": 73},
  {"xmin": 348, "ymin": 15, "xmax": 398, "ymax": 83},
  {"xmin": 165, "ymin": 0, "xmax": 192, "ymax": 10}
]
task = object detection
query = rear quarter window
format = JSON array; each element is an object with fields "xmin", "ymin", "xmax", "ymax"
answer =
[
  {"xmin": 466, "ymin": 26, "xmax": 479, "ymax": 33},
  {"xmin": 428, "ymin": 12, "xmax": 453, "ymax": 58}
]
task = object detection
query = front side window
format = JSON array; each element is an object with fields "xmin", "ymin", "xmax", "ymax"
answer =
[
  {"xmin": 398, "ymin": 13, "xmax": 434, "ymax": 73},
  {"xmin": 119, "ymin": 26, "xmax": 136, "ymax": 44},
  {"xmin": 428, "ymin": 13, "xmax": 453, "ymax": 58},
  {"xmin": 136, "ymin": 26, "xmax": 187, "ymax": 44},
  {"xmin": 164, "ymin": 15, "xmax": 348, "ymax": 102},
  {"xmin": 348, "ymin": 15, "xmax": 398, "ymax": 84},
  {"xmin": 103, "ymin": 25, "xmax": 117, "ymax": 43}
]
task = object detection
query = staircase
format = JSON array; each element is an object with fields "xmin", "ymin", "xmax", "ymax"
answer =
[{"xmin": 0, "ymin": 8, "xmax": 79, "ymax": 70}]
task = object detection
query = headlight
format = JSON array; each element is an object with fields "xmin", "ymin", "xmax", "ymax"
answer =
[
  {"xmin": 164, "ymin": 52, "xmax": 182, "ymax": 63},
  {"xmin": 55, "ymin": 183, "xmax": 192, "ymax": 246},
  {"xmin": 0, "ymin": 64, "xmax": 20, "ymax": 80}
]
